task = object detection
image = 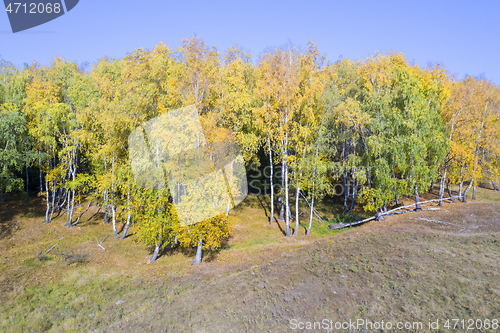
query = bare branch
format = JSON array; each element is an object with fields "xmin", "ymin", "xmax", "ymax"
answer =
[
  {"xmin": 44, "ymin": 237, "xmax": 63, "ymax": 255},
  {"xmin": 95, "ymin": 237, "xmax": 106, "ymax": 251}
]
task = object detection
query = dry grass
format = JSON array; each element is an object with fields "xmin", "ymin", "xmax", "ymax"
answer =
[{"xmin": 0, "ymin": 187, "xmax": 499, "ymax": 332}]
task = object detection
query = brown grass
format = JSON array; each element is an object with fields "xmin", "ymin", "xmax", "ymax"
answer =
[{"xmin": 0, "ymin": 187, "xmax": 499, "ymax": 332}]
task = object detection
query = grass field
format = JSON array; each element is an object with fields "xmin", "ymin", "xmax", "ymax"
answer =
[{"xmin": 1, "ymin": 186, "xmax": 499, "ymax": 332}]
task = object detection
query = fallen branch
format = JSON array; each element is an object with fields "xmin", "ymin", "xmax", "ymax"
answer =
[
  {"xmin": 384, "ymin": 210, "xmax": 414, "ymax": 216},
  {"xmin": 72, "ymin": 201, "xmax": 93, "ymax": 227},
  {"xmin": 413, "ymin": 217, "xmax": 455, "ymax": 226},
  {"xmin": 95, "ymin": 236, "xmax": 107, "ymax": 251},
  {"xmin": 88, "ymin": 205, "xmax": 101, "ymax": 221},
  {"xmin": 331, "ymin": 195, "xmax": 463, "ymax": 230},
  {"xmin": 44, "ymin": 237, "xmax": 64, "ymax": 255},
  {"xmin": 384, "ymin": 195, "xmax": 462, "ymax": 215},
  {"xmin": 330, "ymin": 216, "xmax": 377, "ymax": 230},
  {"xmin": 296, "ymin": 189, "xmax": 325, "ymax": 221}
]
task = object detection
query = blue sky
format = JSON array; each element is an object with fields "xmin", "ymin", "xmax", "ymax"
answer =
[{"xmin": 1, "ymin": 0, "xmax": 499, "ymax": 84}]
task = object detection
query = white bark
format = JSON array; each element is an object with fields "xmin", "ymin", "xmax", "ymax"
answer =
[
  {"xmin": 268, "ymin": 136, "xmax": 274, "ymax": 225},
  {"xmin": 191, "ymin": 240, "xmax": 202, "ymax": 265}
]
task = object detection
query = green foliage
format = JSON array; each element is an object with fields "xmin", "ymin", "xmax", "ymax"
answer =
[
  {"xmin": 132, "ymin": 188, "xmax": 176, "ymax": 247},
  {"xmin": 0, "ymin": 103, "xmax": 35, "ymax": 194},
  {"xmin": 0, "ymin": 37, "xmax": 498, "ymax": 260}
]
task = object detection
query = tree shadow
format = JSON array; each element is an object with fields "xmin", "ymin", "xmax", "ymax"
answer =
[
  {"xmin": 274, "ymin": 219, "xmax": 287, "ymax": 236},
  {"xmin": 0, "ymin": 194, "xmax": 45, "ymax": 239},
  {"xmin": 256, "ymin": 194, "xmax": 289, "ymax": 235},
  {"xmin": 82, "ymin": 212, "xmax": 104, "ymax": 226},
  {"xmin": 119, "ymin": 231, "xmax": 135, "ymax": 239},
  {"xmin": 203, "ymin": 237, "xmax": 231, "ymax": 263},
  {"xmin": 155, "ymin": 237, "xmax": 232, "ymax": 263},
  {"xmin": 255, "ymin": 195, "xmax": 270, "ymax": 219}
]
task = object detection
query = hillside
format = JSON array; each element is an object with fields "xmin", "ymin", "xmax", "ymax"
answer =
[{"xmin": 1, "ymin": 187, "xmax": 499, "ymax": 332}]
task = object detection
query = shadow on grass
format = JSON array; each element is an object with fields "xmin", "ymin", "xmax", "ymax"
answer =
[
  {"xmin": 152, "ymin": 237, "xmax": 232, "ymax": 264},
  {"xmin": 255, "ymin": 195, "xmax": 270, "ymax": 220},
  {"xmin": 0, "ymin": 193, "xmax": 46, "ymax": 239}
]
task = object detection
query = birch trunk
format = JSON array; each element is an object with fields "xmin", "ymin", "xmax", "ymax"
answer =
[
  {"xmin": 148, "ymin": 242, "xmax": 162, "ymax": 263},
  {"xmin": 191, "ymin": 240, "xmax": 202, "ymax": 265},
  {"xmin": 268, "ymin": 136, "xmax": 274, "ymax": 225},
  {"xmin": 120, "ymin": 185, "xmax": 132, "ymax": 240},
  {"xmin": 111, "ymin": 153, "xmax": 118, "ymax": 236},
  {"xmin": 284, "ymin": 158, "xmax": 290, "ymax": 237},
  {"xmin": 39, "ymin": 149, "xmax": 43, "ymax": 194},
  {"xmin": 45, "ymin": 165, "xmax": 50, "ymax": 223},
  {"xmin": 348, "ymin": 172, "xmax": 358, "ymax": 213},
  {"xmin": 492, "ymin": 180, "xmax": 500, "ymax": 191},
  {"xmin": 438, "ymin": 153, "xmax": 449, "ymax": 206},
  {"xmin": 414, "ymin": 184, "xmax": 422, "ymax": 211},
  {"xmin": 306, "ymin": 144, "xmax": 319, "ymax": 236},
  {"xmin": 293, "ymin": 169, "xmax": 302, "ymax": 236}
]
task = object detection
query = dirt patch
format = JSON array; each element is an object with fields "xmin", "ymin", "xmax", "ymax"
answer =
[
  {"xmin": 96, "ymin": 200, "xmax": 500, "ymax": 332},
  {"xmin": 1, "ymin": 190, "xmax": 500, "ymax": 332}
]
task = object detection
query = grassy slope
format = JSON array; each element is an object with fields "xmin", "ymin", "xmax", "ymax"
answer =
[{"xmin": 0, "ymin": 187, "xmax": 499, "ymax": 332}]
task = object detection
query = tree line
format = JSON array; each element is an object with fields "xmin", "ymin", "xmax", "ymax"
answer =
[{"xmin": 1, "ymin": 36, "xmax": 499, "ymax": 263}]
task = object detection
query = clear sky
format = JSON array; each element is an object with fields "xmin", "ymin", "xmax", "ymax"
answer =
[{"xmin": 1, "ymin": 0, "xmax": 499, "ymax": 84}]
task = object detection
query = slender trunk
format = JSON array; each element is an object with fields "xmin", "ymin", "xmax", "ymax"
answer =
[
  {"xmin": 307, "ymin": 144, "xmax": 320, "ymax": 236},
  {"xmin": 279, "ymin": 160, "xmax": 284, "ymax": 220},
  {"xmin": 393, "ymin": 185, "xmax": 399, "ymax": 206},
  {"xmin": 268, "ymin": 136, "xmax": 274, "ymax": 225},
  {"xmin": 120, "ymin": 186, "xmax": 132, "ymax": 240},
  {"xmin": 414, "ymin": 184, "xmax": 422, "ymax": 211},
  {"xmin": 49, "ymin": 180, "xmax": 56, "ymax": 222},
  {"xmin": 492, "ymin": 180, "xmax": 500, "ymax": 191},
  {"xmin": 73, "ymin": 200, "xmax": 92, "ymax": 226},
  {"xmin": 68, "ymin": 147, "xmax": 77, "ymax": 226},
  {"xmin": 458, "ymin": 163, "xmax": 465, "ymax": 196},
  {"xmin": 66, "ymin": 148, "xmax": 71, "ymax": 224},
  {"xmin": 25, "ymin": 165, "xmax": 29, "ymax": 193},
  {"xmin": 293, "ymin": 169, "xmax": 302, "ymax": 236},
  {"xmin": 39, "ymin": 149, "xmax": 43, "ymax": 194},
  {"xmin": 348, "ymin": 172, "xmax": 358, "ymax": 213},
  {"xmin": 463, "ymin": 180, "xmax": 474, "ymax": 203},
  {"xmin": 438, "ymin": 177, "xmax": 445, "ymax": 206},
  {"xmin": 103, "ymin": 159, "xmax": 109, "ymax": 224},
  {"xmin": 343, "ymin": 171, "xmax": 349, "ymax": 212},
  {"xmin": 111, "ymin": 205, "xmax": 118, "ymax": 236},
  {"xmin": 111, "ymin": 153, "xmax": 118, "ymax": 236},
  {"xmin": 148, "ymin": 242, "xmax": 162, "ymax": 263},
  {"xmin": 341, "ymin": 134, "xmax": 347, "ymax": 212},
  {"xmin": 191, "ymin": 240, "xmax": 202, "ymax": 265},
  {"xmin": 439, "ymin": 153, "xmax": 449, "ymax": 206},
  {"xmin": 446, "ymin": 179, "xmax": 454, "ymax": 201},
  {"xmin": 464, "ymin": 143, "xmax": 482, "ymax": 203},
  {"xmin": 472, "ymin": 185, "xmax": 476, "ymax": 200},
  {"xmin": 283, "ymin": 105, "xmax": 291, "ymax": 237},
  {"xmin": 104, "ymin": 207, "xmax": 110, "ymax": 224},
  {"xmin": 284, "ymin": 158, "xmax": 290, "ymax": 237},
  {"xmin": 464, "ymin": 101, "xmax": 488, "ymax": 203},
  {"xmin": 55, "ymin": 187, "xmax": 66, "ymax": 211},
  {"xmin": 429, "ymin": 179, "xmax": 434, "ymax": 193},
  {"xmin": 45, "ymin": 166, "xmax": 50, "ymax": 223}
]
